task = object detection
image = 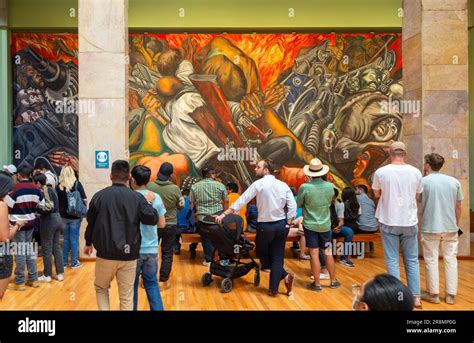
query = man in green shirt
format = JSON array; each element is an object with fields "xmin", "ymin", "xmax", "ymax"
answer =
[
  {"xmin": 190, "ymin": 167, "xmax": 228, "ymax": 265},
  {"xmin": 147, "ymin": 162, "xmax": 184, "ymax": 289},
  {"xmin": 297, "ymin": 158, "xmax": 341, "ymax": 292}
]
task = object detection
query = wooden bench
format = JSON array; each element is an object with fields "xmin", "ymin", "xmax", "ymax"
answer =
[
  {"xmin": 335, "ymin": 233, "xmax": 381, "ymax": 257},
  {"xmin": 181, "ymin": 232, "xmax": 299, "ymax": 243},
  {"xmin": 181, "ymin": 232, "xmax": 381, "ymax": 257}
]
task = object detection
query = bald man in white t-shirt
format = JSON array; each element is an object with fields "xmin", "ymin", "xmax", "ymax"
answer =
[{"xmin": 372, "ymin": 141, "xmax": 423, "ymax": 308}]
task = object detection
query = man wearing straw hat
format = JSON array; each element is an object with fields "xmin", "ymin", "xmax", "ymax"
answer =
[{"xmin": 297, "ymin": 158, "xmax": 341, "ymax": 292}]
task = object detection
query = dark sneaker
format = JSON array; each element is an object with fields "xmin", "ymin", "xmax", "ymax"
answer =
[
  {"xmin": 268, "ymin": 289, "xmax": 278, "ymax": 297},
  {"xmin": 190, "ymin": 248, "xmax": 197, "ymax": 259},
  {"xmin": 339, "ymin": 259, "xmax": 355, "ymax": 267},
  {"xmin": 330, "ymin": 280, "xmax": 341, "ymax": 289},
  {"xmin": 26, "ymin": 280, "xmax": 39, "ymax": 288},
  {"xmin": 71, "ymin": 262, "xmax": 83, "ymax": 269},
  {"xmin": 306, "ymin": 283, "xmax": 322, "ymax": 292},
  {"xmin": 174, "ymin": 248, "xmax": 181, "ymax": 255}
]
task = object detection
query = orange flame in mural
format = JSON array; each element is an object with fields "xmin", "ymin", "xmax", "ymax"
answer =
[
  {"xmin": 165, "ymin": 33, "xmax": 330, "ymax": 89},
  {"xmin": 12, "ymin": 33, "xmax": 78, "ymax": 64}
]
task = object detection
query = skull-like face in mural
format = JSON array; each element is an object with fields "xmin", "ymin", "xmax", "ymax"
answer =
[
  {"xmin": 15, "ymin": 88, "xmax": 46, "ymax": 124},
  {"xmin": 360, "ymin": 68, "xmax": 378, "ymax": 91},
  {"xmin": 326, "ymin": 92, "xmax": 402, "ymax": 165}
]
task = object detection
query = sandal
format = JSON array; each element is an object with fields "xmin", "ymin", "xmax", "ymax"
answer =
[
  {"xmin": 414, "ymin": 297, "xmax": 423, "ymax": 309},
  {"xmin": 299, "ymin": 255, "xmax": 311, "ymax": 260}
]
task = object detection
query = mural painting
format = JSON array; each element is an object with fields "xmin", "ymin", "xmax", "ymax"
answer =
[
  {"xmin": 128, "ymin": 33, "xmax": 403, "ymax": 192},
  {"xmin": 11, "ymin": 33, "xmax": 402, "ymax": 193},
  {"xmin": 12, "ymin": 33, "xmax": 79, "ymax": 175}
]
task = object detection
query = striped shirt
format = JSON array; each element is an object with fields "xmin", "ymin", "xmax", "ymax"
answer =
[
  {"xmin": 190, "ymin": 178, "xmax": 227, "ymax": 220},
  {"xmin": 4, "ymin": 180, "xmax": 44, "ymax": 228}
]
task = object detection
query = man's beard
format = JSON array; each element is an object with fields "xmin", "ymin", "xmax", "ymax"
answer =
[{"xmin": 255, "ymin": 172, "xmax": 264, "ymax": 179}]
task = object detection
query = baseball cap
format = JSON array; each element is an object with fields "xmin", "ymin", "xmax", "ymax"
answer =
[
  {"xmin": 3, "ymin": 164, "xmax": 17, "ymax": 175},
  {"xmin": 157, "ymin": 162, "xmax": 174, "ymax": 181},
  {"xmin": 390, "ymin": 141, "xmax": 406, "ymax": 152}
]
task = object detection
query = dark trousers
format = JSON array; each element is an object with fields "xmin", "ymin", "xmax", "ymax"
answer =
[
  {"xmin": 40, "ymin": 213, "xmax": 65, "ymax": 277},
  {"xmin": 197, "ymin": 221, "xmax": 215, "ymax": 262},
  {"xmin": 158, "ymin": 225, "xmax": 176, "ymax": 282},
  {"xmin": 175, "ymin": 225, "xmax": 196, "ymax": 250},
  {"xmin": 256, "ymin": 219, "xmax": 289, "ymax": 292}
]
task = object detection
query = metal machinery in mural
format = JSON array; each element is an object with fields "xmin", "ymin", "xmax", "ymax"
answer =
[
  {"xmin": 11, "ymin": 33, "xmax": 79, "ymax": 175},
  {"xmin": 128, "ymin": 33, "xmax": 402, "ymax": 192},
  {"xmin": 11, "ymin": 33, "xmax": 402, "ymax": 192}
]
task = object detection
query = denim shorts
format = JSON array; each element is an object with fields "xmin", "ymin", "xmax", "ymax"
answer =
[
  {"xmin": 303, "ymin": 228, "xmax": 332, "ymax": 250},
  {"xmin": 0, "ymin": 254, "xmax": 13, "ymax": 280}
]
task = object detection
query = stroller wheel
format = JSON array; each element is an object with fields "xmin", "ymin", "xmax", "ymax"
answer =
[
  {"xmin": 201, "ymin": 273, "xmax": 213, "ymax": 287},
  {"xmin": 221, "ymin": 278, "xmax": 233, "ymax": 293},
  {"xmin": 254, "ymin": 270, "xmax": 260, "ymax": 287}
]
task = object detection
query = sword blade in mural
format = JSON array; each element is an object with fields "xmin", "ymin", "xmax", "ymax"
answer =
[
  {"xmin": 128, "ymin": 33, "xmax": 403, "ymax": 192},
  {"xmin": 11, "ymin": 33, "xmax": 79, "ymax": 175}
]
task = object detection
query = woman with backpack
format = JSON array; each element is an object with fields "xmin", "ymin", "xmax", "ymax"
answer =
[
  {"xmin": 56, "ymin": 166, "xmax": 87, "ymax": 269},
  {"xmin": 33, "ymin": 173, "xmax": 65, "ymax": 282}
]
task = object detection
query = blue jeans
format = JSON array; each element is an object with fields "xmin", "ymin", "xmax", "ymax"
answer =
[
  {"xmin": 13, "ymin": 228, "xmax": 37, "ymax": 284},
  {"xmin": 256, "ymin": 220, "xmax": 289, "ymax": 292},
  {"xmin": 133, "ymin": 254, "xmax": 164, "ymax": 311},
  {"xmin": 62, "ymin": 218, "xmax": 82, "ymax": 266},
  {"xmin": 381, "ymin": 224, "xmax": 420, "ymax": 296},
  {"xmin": 40, "ymin": 213, "xmax": 65, "ymax": 277},
  {"xmin": 332, "ymin": 226, "xmax": 354, "ymax": 260}
]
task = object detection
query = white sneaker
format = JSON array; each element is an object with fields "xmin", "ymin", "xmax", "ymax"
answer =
[
  {"xmin": 38, "ymin": 275, "xmax": 52, "ymax": 283},
  {"xmin": 55, "ymin": 274, "xmax": 64, "ymax": 282},
  {"xmin": 202, "ymin": 261, "xmax": 211, "ymax": 267}
]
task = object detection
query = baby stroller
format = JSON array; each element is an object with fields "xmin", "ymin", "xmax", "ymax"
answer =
[{"xmin": 200, "ymin": 212, "xmax": 260, "ymax": 293}]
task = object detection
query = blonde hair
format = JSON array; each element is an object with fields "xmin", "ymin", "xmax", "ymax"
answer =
[{"xmin": 59, "ymin": 166, "xmax": 77, "ymax": 192}]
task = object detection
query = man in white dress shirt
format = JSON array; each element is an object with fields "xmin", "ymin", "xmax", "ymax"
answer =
[{"xmin": 216, "ymin": 159, "xmax": 297, "ymax": 297}]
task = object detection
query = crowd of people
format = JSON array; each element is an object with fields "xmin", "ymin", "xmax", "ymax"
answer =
[{"xmin": 0, "ymin": 140, "xmax": 464, "ymax": 311}]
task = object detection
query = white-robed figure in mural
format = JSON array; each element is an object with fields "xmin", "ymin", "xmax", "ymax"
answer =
[{"xmin": 158, "ymin": 55, "xmax": 221, "ymax": 169}]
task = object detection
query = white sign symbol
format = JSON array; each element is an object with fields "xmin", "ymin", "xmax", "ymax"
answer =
[{"xmin": 97, "ymin": 152, "xmax": 108, "ymax": 163}]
